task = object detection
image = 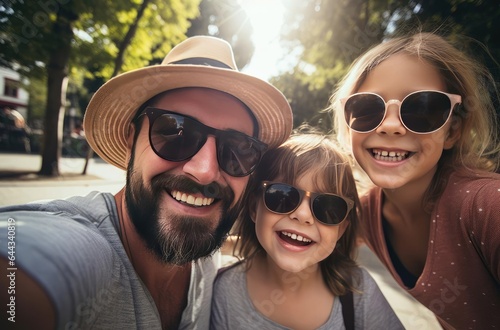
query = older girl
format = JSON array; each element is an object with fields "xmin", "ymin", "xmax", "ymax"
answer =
[{"xmin": 331, "ymin": 32, "xmax": 500, "ymax": 329}]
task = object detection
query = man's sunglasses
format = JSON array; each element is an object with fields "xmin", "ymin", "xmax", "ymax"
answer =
[
  {"xmin": 341, "ymin": 90, "xmax": 462, "ymax": 134},
  {"xmin": 140, "ymin": 108, "xmax": 268, "ymax": 177},
  {"xmin": 261, "ymin": 182, "xmax": 355, "ymax": 226}
]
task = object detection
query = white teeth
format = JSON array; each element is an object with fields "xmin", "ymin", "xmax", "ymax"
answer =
[
  {"xmin": 372, "ymin": 149, "xmax": 409, "ymax": 162},
  {"xmin": 171, "ymin": 190, "xmax": 214, "ymax": 206},
  {"xmin": 281, "ymin": 231, "xmax": 312, "ymax": 243}
]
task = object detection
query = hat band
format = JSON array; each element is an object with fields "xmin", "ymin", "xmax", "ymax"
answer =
[{"xmin": 170, "ymin": 57, "xmax": 233, "ymax": 69}]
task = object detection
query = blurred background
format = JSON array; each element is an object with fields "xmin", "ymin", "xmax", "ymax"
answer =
[{"xmin": 0, "ymin": 0, "xmax": 499, "ymax": 177}]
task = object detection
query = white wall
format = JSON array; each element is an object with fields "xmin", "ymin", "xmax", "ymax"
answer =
[{"xmin": 0, "ymin": 67, "xmax": 29, "ymax": 119}]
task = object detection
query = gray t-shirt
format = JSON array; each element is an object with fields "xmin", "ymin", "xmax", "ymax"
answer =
[
  {"xmin": 0, "ymin": 191, "xmax": 216, "ymax": 329},
  {"xmin": 211, "ymin": 262, "xmax": 404, "ymax": 329}
]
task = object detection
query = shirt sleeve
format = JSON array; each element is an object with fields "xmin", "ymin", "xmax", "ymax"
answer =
[
  {"xmin": 0, "ymin": 209, "xmax": 115, "ymax": 328},
  {"xmin": 467, "ymin": 178, "xmax": 500, "ymax": 283}
]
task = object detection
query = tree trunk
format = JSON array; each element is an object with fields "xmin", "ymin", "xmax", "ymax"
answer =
[
  {"xmin": 38, "ymin": 11, "xmax": 76, "ymax": 176},
  {"xmin": 111, "ymin": 0, "xmax": 152, "ymax": 77},
  {"xmin": 82, "ymin": 0, "xmax": 150, "ymax": 175}
]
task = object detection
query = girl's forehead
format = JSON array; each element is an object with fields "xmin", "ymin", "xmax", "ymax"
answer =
[
  {"xmin": 358, "ymin": 54, "xmax": 446, "ymax": 97},
  {"xmin": 294, "ymin": 172, "xmax": 332, "ymax": 193}
]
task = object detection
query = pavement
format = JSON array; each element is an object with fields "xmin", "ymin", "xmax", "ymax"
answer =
[{"xmin": 0, "ymin": 153, "xmax": 442, "ymax": 329}]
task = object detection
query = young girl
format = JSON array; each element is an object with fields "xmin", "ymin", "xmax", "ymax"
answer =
[
  {"xmin": 211, "ymin": 133, "xmax": 403, "ymax": 329},
  {"xmin": 331, "ymin": 32, "xmax": 500, "ymax": 329}
]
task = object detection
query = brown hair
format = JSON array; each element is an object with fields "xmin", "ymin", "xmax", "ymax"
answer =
[{"xmin": 233, "ymin": 130, "xmax": 360, "ymax": 295}]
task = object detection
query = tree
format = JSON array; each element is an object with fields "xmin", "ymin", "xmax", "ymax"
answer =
[
  {"xmin": 0, "ymin": 0, "xmax": 201, "ymax": 176},
  {"xmin": 187, "ymin": 0, "xmax": 254, "ymax": 69},
  {"xmin": 272, "ymin": 0, "xmax": 392, "ymax": 131},
  {"xmin": 273, "ymin": 0, "xmax": 500, "ymax": 131}
]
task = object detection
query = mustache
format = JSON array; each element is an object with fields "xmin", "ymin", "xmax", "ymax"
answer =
[{"xmin": 151, "ymin": 173, "xmax": 234, "ymax": 204}]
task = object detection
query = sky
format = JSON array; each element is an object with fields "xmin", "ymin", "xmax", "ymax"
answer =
[{"xmin": 239, "ymin": 0, "xmax": 289, "ymax": 81}]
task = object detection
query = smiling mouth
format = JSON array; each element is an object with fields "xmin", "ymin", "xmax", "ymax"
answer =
[
  {"xmin": 171, "ymin": 190, "xmax": 215, "ymax": 206},
  {"xmin": 371, "ymin": 148, "xmax": 411, "ymax": 162},
  {"xmin": 279, "ymin": 231, "xmax": 313, "ymax": 246}
]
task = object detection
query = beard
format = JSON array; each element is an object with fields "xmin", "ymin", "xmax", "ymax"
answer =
[{"xmin": 124, "ymin": 150, "xmax": 241, "ymax": 265}]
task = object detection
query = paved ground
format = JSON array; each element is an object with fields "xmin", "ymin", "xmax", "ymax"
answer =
[
  {"xmin": 0, "ymin": 153, "xmax": 441, "ymax": 329},
  {"xmin": 0, "ymin": 153, "xmax": 125, "ymax": 206}
]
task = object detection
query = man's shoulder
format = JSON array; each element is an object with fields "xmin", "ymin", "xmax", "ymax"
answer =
[
  {"xmin": 0, "ymin": 191, "xmax": 120, "ymax": 262},
  {"xmin": 0, "ymin": 191, "xmax": 116, "ymax": 226}
]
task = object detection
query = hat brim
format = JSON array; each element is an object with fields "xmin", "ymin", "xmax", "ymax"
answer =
[{"xmin": 84, "ymin": 65, "xmax": 293, "ymax": 170}]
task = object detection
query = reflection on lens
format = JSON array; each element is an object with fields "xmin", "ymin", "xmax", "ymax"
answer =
[
  {"xmin": 345, "ymin": 94, "xmax": 386, "ymax": 132},
  {"xmin": 313, "ymin": 195, "xmax": 347, "ymax": 225},
  {"xmin": 401, "ymin": 91, "xmax": 451, "ymax": 132},
  {"xmin": 265, "ymin": 184, "xmax": 300, "ymax": 213}
]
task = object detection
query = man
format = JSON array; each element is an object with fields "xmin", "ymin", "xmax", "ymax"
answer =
[{"xmin": 0, "ymin": 36, "xmax": 292, "ymax": 329}]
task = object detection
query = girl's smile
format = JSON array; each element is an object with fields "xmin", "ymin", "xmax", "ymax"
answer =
[
  {"xmin": 350, "ymin": 54, "xmax": 459, "ymax": 190},
  {"xmin": 254, "ymin": 173, "xmax": 347, "ymax": 273}
]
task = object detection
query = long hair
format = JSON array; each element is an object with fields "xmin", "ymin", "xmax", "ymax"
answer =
[
  {"xmin": 233, "ymin": 131, "xmax": 360, "ymax": 295},
  {"xmin": 329, "ymin": 32, "xmax": 500, "ymax": 206}
]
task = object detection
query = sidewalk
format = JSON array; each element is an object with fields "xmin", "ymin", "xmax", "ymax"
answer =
[
  {"xmin": 0, "ymin": 153, "xmax": 441, "ymax": 328},
  {"xmin": 0, "ymin": 153, "xmax": 125, "ymax": 206}
]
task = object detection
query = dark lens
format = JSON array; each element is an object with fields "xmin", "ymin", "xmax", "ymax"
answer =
[
  {"xmin": 150, "ymin": 114, "xmax": 204, "ymax": 161},
  {"xmin": 344, "ymin": 94, "xmax": 386, "ymax": 132},
  {"xmin": 401, "ymin": 91, "xmax": 451, "ymax": 133},
  {"xmin": 264, "ymin": 183, "xmax": 301, "ymax": 214},
  {"xmin": 312, "ymin": 195, "xmax": 348, "ymax": 225},
  {"xmin": 218, "ymin": 133, "xmax": 263, "ymax": 176}
]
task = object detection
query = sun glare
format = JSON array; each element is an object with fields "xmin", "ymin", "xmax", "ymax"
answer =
[{"xmin": 239, "ymin": 0, "xmax": 287, "ymax": 81}]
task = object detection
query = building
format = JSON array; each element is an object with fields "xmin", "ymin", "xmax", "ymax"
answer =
[{"xmin": 0, "ymin": 67, "xmax": 29, "ymax": 118}]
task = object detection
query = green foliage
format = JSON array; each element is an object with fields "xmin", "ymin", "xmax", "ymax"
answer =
[
  {"xmin": 275, "ymin": 0, "xmax": 500, "ymax": 132},
  {"xmin": 187, "ymin": 0, "xmax": 254, "ymax": 69}
]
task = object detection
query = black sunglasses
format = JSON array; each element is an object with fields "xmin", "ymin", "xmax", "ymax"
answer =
[
  {"xmin": 261, "ymin": 182, "xmax": 355, "ymax": 226},
  {"xmin": 140, "ymin": 107, "xmax": 268, "ymax": 177},
  {"xmin": 341, "ymin": 90, "xmax": 462, "ymax": 134}
]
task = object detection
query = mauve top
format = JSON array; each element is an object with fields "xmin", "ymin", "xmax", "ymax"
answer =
[{"xmin": 361, "ymin": 170, "xmax": 500, "ymax": 330}]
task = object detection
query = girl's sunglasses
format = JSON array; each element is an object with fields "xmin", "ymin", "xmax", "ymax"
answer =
[
  {"xmin": 140, "ymin": 107, "xmax": 268, "ymax": 177},
  {"xmin": 261, "ymin": 181, "xmax": 355, "ymax": 226},
  {"xmin": 341, "ymin": 90, "xmax": 462, "ymax": 134}
]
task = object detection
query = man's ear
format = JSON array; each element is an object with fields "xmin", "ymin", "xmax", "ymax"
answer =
[
  {"xmin": 127, "ymin": 123, "xmax": 136, "ymax": 149},
  {"xmin": 443, "ymin": 116, "xmax": 462, "ymax": 150},
  {"xmin": 125, "ymin": 123, "xmax": 136, "ymax": 163}
]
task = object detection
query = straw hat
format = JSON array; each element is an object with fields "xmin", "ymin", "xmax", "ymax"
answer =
[{"xmin": 84, "ymin": 35, "xmax": 293, "ymax": 170}]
